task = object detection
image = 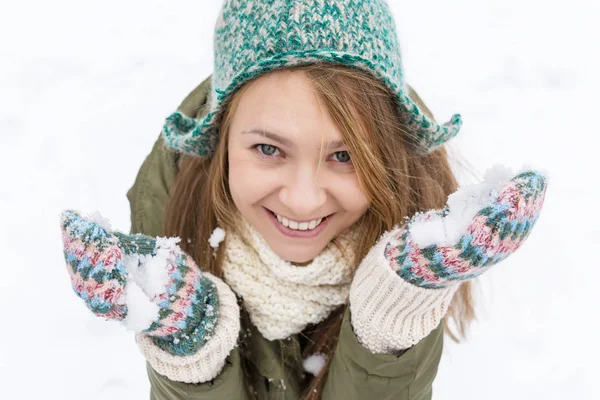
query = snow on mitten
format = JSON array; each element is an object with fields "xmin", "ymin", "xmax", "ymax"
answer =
[
  {"xmin": 350, "ymin": 168, "xmax": 547, "ymax": 353},
  {"xmin": 390, "ymin": 168, "xmax": 547, "ymax": 288},
  {"xmin": 61, "ymin": 210, "xmax": 221, "ymax": 356}
]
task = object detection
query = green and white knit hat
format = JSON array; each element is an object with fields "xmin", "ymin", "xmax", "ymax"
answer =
[{"xmin": 163, "ymin": 0, "xmax": 462, "ymax": 157}]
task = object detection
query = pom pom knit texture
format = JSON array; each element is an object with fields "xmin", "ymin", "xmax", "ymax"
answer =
[
  {"xmin": 162, "ymin": 0, "xmax": 462, "ymax": 157},
  {"xmin": 60, "ymin": 211, "xmax": 220, "ymax": 356},
  {"xmin": 385, "ymin": 171, "xmax": 548, "ymax": 289}
]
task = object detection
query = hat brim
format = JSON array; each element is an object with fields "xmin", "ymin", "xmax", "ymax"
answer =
[{"xmin": 163, "ymin": 49, "xmax": 461, "ymax": 157}]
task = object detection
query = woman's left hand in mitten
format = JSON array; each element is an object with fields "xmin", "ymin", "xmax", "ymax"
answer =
[{"xmin": 350, "ymin": 169, "xmax": 547, "ymax": 353}]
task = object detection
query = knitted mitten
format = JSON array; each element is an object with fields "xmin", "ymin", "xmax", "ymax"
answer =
[
  {"xmin": 350, "ymin": 169, "xmax": 547, "ymax": 353},
  {"xmin": 61, "ymin": 210, "xmax": 240, "ymax": 382}
]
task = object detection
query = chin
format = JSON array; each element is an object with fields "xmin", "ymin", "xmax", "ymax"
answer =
[{"xmin": 270, "ymin": 242, "xmax": 327, "ymax": 264}]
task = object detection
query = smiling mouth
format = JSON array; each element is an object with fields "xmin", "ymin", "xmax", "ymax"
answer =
[{"xmin": 264, "ymin": 208, "xmax": 333, "ymax": 233}]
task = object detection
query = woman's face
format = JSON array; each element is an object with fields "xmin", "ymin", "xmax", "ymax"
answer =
[{"xmin": 227, "ymin": 70, "xmax": 370, "ymax": 263}]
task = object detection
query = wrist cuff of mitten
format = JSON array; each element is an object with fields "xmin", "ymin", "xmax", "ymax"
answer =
[
  {"xmin": 350, "ymin": 230, "xmax": 458, "ymax": 354},
  {"xmin": 136, "ymin": 272, "xmax": 240, "ymax": 383}
]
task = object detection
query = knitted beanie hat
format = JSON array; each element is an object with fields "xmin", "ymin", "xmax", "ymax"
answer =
[{"xmin": 163, "ymin": 0, "xmax": 462, "ymax": 157}]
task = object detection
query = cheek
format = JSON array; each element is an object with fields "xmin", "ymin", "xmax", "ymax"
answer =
[
  {"xmin": 329, "ymin": 173, "xmax": 370, "ymax": 215},
  {"xmin": 228, "ymin": 152, "xmax": 278, "ymax": 207},
  {"xmin": 229, "ymin": 154, "xmax": 256, "ymax": 206},
  {"xmin": 345, "ymin": 190, "xmax": 370, "ymax": 216}
]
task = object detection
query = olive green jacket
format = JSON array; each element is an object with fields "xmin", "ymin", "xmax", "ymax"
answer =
[{"xmin": 126, "ymin": 77, "xmax": 444, "ymax": 400}]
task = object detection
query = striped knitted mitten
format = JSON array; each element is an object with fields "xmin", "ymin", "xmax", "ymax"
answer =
[
  {"xmin": 350, "ymin": 169, "xmax": 547, "ymax": 353},
  {"xmin": 61, "ymin": 210, "xmax": 220, "ymax": 356}
]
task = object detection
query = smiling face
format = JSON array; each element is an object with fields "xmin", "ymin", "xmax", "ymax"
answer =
[{"xmin": 227, "ymin": 69, "xmax": 370, "ymax": 263}]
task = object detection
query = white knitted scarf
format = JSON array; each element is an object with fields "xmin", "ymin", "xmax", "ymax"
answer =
[{"xmin": 221, "ymin": 222, "xmax": 355, "ymax": 340}]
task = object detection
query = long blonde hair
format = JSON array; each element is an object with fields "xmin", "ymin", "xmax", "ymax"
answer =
[{"xmin": 165, "ymin": 63, "xmax": 475, "ymax": 399}]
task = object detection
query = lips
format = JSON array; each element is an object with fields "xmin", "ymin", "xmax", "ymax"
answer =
[
  {"xmin": 263, "ymin": 207, "xmax": 333, "ymax": 238},
  {"xmin": 275, "ymin": 213, "xmax": 323, "ymax": 230}
]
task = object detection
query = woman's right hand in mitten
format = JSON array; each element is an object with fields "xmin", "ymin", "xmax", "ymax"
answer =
[{"xmin": 61, "ymin": 210, "xmax": 228, "ymax": 356}]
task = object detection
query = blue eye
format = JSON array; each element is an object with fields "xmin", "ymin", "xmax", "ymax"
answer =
[
  {"xmin": 256, "ymin": 144, "xmax": 280, "ymax": 156},
  {"xmin": 331, "ymin": 151, "xmax": 351, "ymax": 163}
]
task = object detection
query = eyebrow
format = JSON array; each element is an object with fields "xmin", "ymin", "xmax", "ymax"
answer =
[{"xmin": 241, "ymin": 129, "xmax": 346, "ymax": 151}]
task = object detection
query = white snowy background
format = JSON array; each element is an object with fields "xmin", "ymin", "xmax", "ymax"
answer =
[{"xmin": 1, "ymin": 0, "xmax": 597, "ymax": 398}]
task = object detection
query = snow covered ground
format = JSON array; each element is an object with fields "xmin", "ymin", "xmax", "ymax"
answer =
[{"xmin": 1, "ymin": 0, "xmax": 597, "ymax": 398}]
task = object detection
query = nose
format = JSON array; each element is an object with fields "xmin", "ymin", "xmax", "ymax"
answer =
[{"xmin": 279, "ymin": 166, "xmax": 327, "ymax": 219}]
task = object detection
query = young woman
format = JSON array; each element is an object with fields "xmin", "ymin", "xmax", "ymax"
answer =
[{"xmin": 60, "ymin": 1, "xmax": 547, "ymax": 399}]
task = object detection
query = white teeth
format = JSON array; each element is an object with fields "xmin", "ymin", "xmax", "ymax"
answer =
[{"xmin": 274, "ymin": 213, "xmax": 324, "ymax": 231}]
